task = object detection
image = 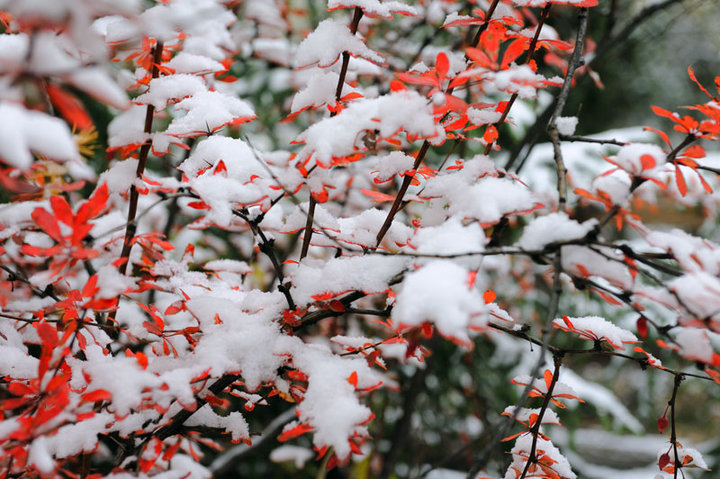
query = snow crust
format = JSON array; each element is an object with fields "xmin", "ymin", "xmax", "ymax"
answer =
[
  {"xmin": 517, "ymin": 212, "xmax": 596, "ymax": 250},
  {"xmin": 392, "ymin": 261, "xmax": 487, "ymax": 345},
  {"xmin": 295, "ymin": 19, "xmax": 384, "ymax": 69}
]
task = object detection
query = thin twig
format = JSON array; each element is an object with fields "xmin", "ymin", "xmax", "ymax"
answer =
[
  {"xmin": 518, "ymin": 355, "xmax": 563, "ymax": 479},
  {"xmin": 300, "ymin": 7, "xmax": 363, "ymax": 261}
]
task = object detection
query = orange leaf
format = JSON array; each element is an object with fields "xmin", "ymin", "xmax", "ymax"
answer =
[
  {"xmin": 361, "ymin": 189, "xmax": 395, "ymax": 202},
  {"xmin": 483, "ymin": 125, "xmax": 498, "ymax": 144},
  {"xmin": 436, "ymin": 52, "xmax": 449, "ymax": 80},
  {"xmin": 674, "ymin": 165, "xmax": 687, "ymax": 196},
  {"xmin": 278, "ymin": 423, "xmax": 313, "ymax": 442},
  {"xmin": 347, "ymin": 371, "xmax": 358, "ymax": 387},
  {"xmin": 639, "ymin": 154, "xmax": 655, "ymax": 170},
  {"xmin": 544, "ymin": 369, "xmax": 553, "ymax": 390},
  {"xmin": 46, "ymin": 84, "xmax": 93, "ymax": 130},
  {"xmin": 483, "ymin": 289, "xmax": 496, "ymax": 304},
  {"xmin": 81, "ymin": 389, "xmax": 112, "ymax": 404},
  {"xmin": 32, "ymin": 207, "xmax": 62, "ymax": 242},
  {"xmin": 50, "ymin": 196, "xmax": 73, "ymax": 226}
]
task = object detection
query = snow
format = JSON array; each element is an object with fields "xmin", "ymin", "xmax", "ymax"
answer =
[
  {"xmin": 369, "ymin": 151, "xmax": 415, "ymax": 183},
  {"xmin": 165, "ymin": 90, "xmax": 256, "ymax": 137},
  {"xmin": 556, "ymin": 116, "xmax": 578, "ymax": 136},
  {"xmin": 296, "ymin": 90, "xmax": 445, "ymax": 167},
  {"xmin": 561, "ymin": 244, "xmax": 634, "ymax": 290},
  {"xmin": 295, "ymin": 19, "xmax": 384, "ymax": 69},
  {"xmin": 671, "ymin": 327, "xmax": 719, "ymax": 364},
  {"xmin": 70, "ymin": 67, "xmax": 129, "ymax": 110},
  {"xmin": 0, "ymin": 103, "xmax": 80, "ymax": 170},
  {"xmin": 646, "ymin": 229, "xmax": 720, "ymax": 275},
  {"xmin": 289, "ymin": 255, "xmax": 408, "ymax": 305},
  {"xmin": 423, "ymin": 174, "xmax": 537, "ymax": 226},
  {"xmin": 185, "ymin": 404, "xmax": 249, "ymax": 443},
  {"xmin": 553, "ymin": 315, "xmax": 638, "ymax": 350},
  {"xmin": 99, "ymin": 159, "xmax": 140, "ymax": 194},
  {"xmin": 165, "ymin": 52, "xmax": 225, "ymax": 75},
  {"xmin": 612, "ymin": 143, "xmax": 666, "ymax": 176},
  {"xmin": 291, "ymin": 70, "xmax": 360, "ymax": 114},
  {"xmin": 269, "ymin": 445, "xmax": 314, "ymax": 468},
  {"xmin": 285, "ymin": 339, "xmax": 381, "ymax": 460},
  {"xmin": 669, "ymin": 272, "xmax": 720, "ymax": 323},
  {"xmin": 406, "ymin": 217, "xmax": 487, "ymax": 258},
  {"xmin": 517, "ymin": 212, "xmax": 596, "ymax": 251},
  {"xmin": 327, "ymin": 0, "xmax": 418, "ymax": 18},
  {"xmin": 505, "ymin": 434, "xmax": 576, "ymax": 479},
  {"xmin": 108, "ymin": 104, "xmax": 150, "ymax": 150},
  {"xmin": 135, "ymin": 74, "xmax": 207, "ymax": 110},
  {"xmin": 391, "ymin": 260, "xmax": 487, "ymax": 345},
  {"xmin": 466, "ymin": 106, "xmax": 503, "ymax": 126}
]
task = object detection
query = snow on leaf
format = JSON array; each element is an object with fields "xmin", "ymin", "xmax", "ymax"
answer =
[
  {"xmin": 295, "ymin": 19, "xmax": 384, "ymax": 69},
  {"xmin": 504, "ymin": 434, "xmax": 577, "ymax": 479},
  {"xmin": 289, "ymin": 255, "xmax": 408, "ymax": 306},
  {"xmin": 658, "ymin": 443, "xmax": 710, "ymax": 473},
  {"xmin": 327, "ymin": 0, "xmax": 418, "ymax": 19},
  {"xmin": 165, "ymin": 90, "xmax": 255, "ymax": 138},
  {"xmin": 290, "ymin": 70, "xmax": 360, "ymax": 114},
  {"xmin": 423, "ymin": 168, "xmax": 538, "ymax": 226},
  {"xmin": 135, "ymin": 74, "xmax": 207, "ymax": 110},
  {"xmin": 391, "ymin": 260, "xmax": 488, "ymax": 346},
  {"xmin": 0, "ymin": 103, "xmax": 81, "ymax": 170},
  {"xmin": 553, "ymin": 315, "xmax": 638, "ymax": 350},
  {"xmin": 295, "ymin": 90, "xmax": 445, "ymax": 168},
  {"xmin": 561, "ymin": 245, "xmax": 634, "ymax": 290},
  {"xmin": 517, "ymin": 213, "xmax": 596, "ymax": 251}
]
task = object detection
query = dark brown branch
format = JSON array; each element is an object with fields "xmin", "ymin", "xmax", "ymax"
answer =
[
  {"xmin": 669, "ymin": 373, "xmax": 684, "ymax": 479},
  {"xmin": 518, "ymin": 355, "xmax": 562, "ymax": 479},
  {"xmin": 300, "ymin": 7, "xmax": 363, "ymax": 261},
  {"xmin": 559, "ymin": 134, "xmax": 629, "ymax": 146},
  {"xmin": 116, "ymin": 40, "xmax": 164, "ymax": 277},
  {"xmin": 233, "ymin": 208, "xmax": 296, "ymax": 310}
]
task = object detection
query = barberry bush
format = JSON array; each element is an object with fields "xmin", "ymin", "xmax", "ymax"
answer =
[{"xmin": 1, "ymin": 0, "xmax": 719, "ymax": 478}]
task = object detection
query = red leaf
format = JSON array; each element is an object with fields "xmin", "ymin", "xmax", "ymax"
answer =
[
  {"xmin": 82, "ymin": 275, "xmax": 99, "ymax": 298},
  {"xmin": 501, "ymin": 38, "xmax": 527, "ymax": 70},
  {"xmin": 682, "ymin": 144, "xmax": 706, "ymax": 159},
  {"xmin": 278, "ymin": 423, "xmax": 313, "ymax": 442},
  {"xmin": 643, "ymin": 126, "xmax": 672, "ymax": 149},
  {"xmin": 389, "ymin": 80, "xmax": 407, "ymax": 92},
  {"xmin": 483, "ymin": 289, "xmax": 496, "ymax": 304},
  {"xmin": 32, "ymin": 207, "xmax": 63, "ymax": 242},
  {"xmin": 659, "ymin": 453, "xmax": 671, "ymax": 470},
  {"xmin": 361, "ymin": 189, "xmax": 395, "ymax": 202},
  {"xmin": 35, "ymin": 322, "xmax": 58, "ymax": 348},
  {"xmin": 329, "ymin": 300, "xmax": 345, "ymax": 312},
  {"xmin": 8, "ymin": 382, "xmax": 36, "ymax": 396},
  {"xmin": 76, "ymin": 183, "xmax": 109, "ymax": 225},
  {"xmin": 50, "ymin": 196, "xmax": 73, "ymax": 226},
  {"xmin": 639, "ymin": 154, "xmax": 655, "ymax": 170},
  {"xmin": 347, "ymin": 371, "xmax": 358, "ymax": 387},
  {"xmin": 436, "ymin": 52, "xmax": 449, "ymax": 80},
  {"xmin": 483, "ymin": 125, "xmax": 498, "ymax": 144},
  {"xmin": 46, "ymin": 83, "xmax": 93, "ymax": 130},
  {"xmin": 674, "ymin": 165, "xmax": 687, "ymax": 196},
  {"xmin": 651, "ymin": 105, "xmax": 677, "ymax": 121},
  {"xmin": 544, "ymin": 369, "xmax": 553, "ymax": 391},
  {"xmin": 81, "ymin": 389, "xmax": 112, "ymax": 404},
  {"xmin": 688, "ymin": 66, "xmax": 713, "ymax": 99},
  {"xmin": 636, "ymin": 317, "xmax": 648, "ymax": 339}
]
